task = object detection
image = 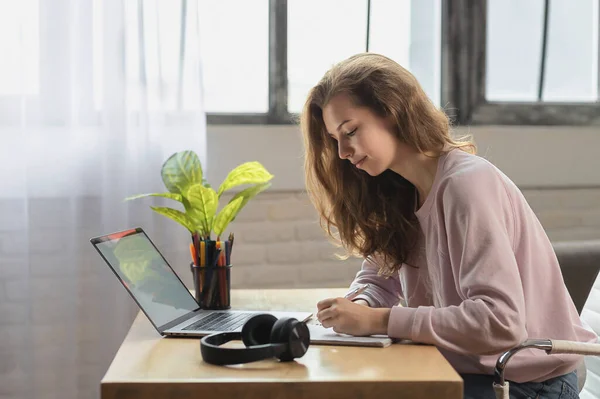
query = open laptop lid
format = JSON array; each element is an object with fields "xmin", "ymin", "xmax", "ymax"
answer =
[{"xmin": 90, "ymin": 227, "xmax": 200, "ymax": 334}]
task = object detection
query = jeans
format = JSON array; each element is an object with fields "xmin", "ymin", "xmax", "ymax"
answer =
[{"xmin": 462, "ymin": 371, "xmax": 579, "ymax": 399}]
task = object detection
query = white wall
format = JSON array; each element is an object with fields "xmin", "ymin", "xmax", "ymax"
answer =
[
  {"xmin": 206, "ymin": 125, "xmax": 600, "ymax": 190},
  {"xmin": 200, "ymin": 124, "xmax": 600, "ymax": 288}
]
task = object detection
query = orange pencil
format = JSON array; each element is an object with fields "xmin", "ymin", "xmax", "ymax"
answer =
[
  {"xmin": 189, "ymin": 243, "xmax": 196, "ymax": 265},
  {"xmin": 221, "ymin": 241, "xmax": 226, "ymax": 266}
]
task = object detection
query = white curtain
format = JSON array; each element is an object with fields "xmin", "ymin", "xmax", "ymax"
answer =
[{"xmin": 0, "ymin": 1, "xmax": 206, "ymax": 398}]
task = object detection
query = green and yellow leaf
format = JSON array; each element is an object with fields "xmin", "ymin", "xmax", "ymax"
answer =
[
  {"xmin": 124, "ymin": 192, "xmax": 183, "ymax": 202},
  {"xmin": 149, "ymin": 206, "xmax": 196, "ymax": 233},
  {"xmin": 217, "ymin": 161, "xmax": 273, "ymax": 197},
  {"xmin": 160, "ymin": 151, "xmax": 203, "ymax": 195},
  {"xmin": 213, "ymin": 196, "xmax": 244, "ymax": 237},
  {"xmin": 186, "ymin": 184, "xmax": 219, "ymax": 234}
]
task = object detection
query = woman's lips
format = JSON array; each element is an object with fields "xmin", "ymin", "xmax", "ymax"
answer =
[{"xmin": 354, "ymin": 157, "xmax": 366, "ymax": 168}]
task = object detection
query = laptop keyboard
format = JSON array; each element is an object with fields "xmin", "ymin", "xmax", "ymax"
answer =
[{"xmin": 183, "ymin": 312, "xmax": 254, "ymax": 332}]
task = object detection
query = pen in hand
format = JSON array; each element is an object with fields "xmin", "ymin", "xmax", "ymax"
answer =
[
  {"xmin": 315, "ymin": 283, "xmax": 372, "ymax": 327},
  {"xmin": 344, "ymin": 283, "xmax": 370, "ymax": 301}
]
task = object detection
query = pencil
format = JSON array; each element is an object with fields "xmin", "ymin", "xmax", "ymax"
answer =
[
  {"xmin": 344, "ymin": 284, "xmax": 370, "ymax": 301},
  {"xmin": 228, "ymin": 233, "xmax": 234, "ymax": 263},
  {"xmin": 189, "ymin": 243, "xmax": 196, "ymax": 267}
]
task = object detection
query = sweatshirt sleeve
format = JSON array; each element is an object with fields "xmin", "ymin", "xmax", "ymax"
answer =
[
  {"xmin": 387, "ymin": 172, "xmax": 528, "ymax": 355},
  {"xmin": 346, "ymin": 255, "xmax": 403, "ymax": 308}
]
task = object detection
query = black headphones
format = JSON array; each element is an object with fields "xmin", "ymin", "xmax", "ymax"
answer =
[{"xmin": 200, "ymin": 314, "xmax": 310, "ymax": 366}]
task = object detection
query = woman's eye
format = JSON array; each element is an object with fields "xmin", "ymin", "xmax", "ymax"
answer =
[{"xmin": 346, "ymin": 128, "xmax": 357, "ymax": 137}]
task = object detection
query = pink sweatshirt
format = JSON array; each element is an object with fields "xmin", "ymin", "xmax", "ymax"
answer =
[{"xmin": 349, "ymin": 148, "xmax": 597, "ymax": 383}]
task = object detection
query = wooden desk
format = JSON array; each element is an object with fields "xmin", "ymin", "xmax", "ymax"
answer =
[{"xmin": 101, "ymin": 288, "xmax": 462, "ymax": 399}]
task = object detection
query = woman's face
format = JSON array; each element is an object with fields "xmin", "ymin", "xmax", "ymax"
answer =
[{"xmin": 322, "ymin": 94, "xmax": 406, "ymax": 176}]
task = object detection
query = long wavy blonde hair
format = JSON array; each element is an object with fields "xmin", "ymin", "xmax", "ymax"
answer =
[{"xmin": 300, "ymin": 53, "xmax": 476, "ymax": 276}]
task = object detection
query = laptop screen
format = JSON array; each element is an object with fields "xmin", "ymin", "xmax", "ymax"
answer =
[{"xmin": 91, "ymin": 228, "xmax": 199, "ymax": 328}]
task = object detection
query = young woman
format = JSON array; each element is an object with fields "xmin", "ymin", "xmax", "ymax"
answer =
[{"xmin": 301, "ymin": 53, "xmax": 595, "ymax": 398}]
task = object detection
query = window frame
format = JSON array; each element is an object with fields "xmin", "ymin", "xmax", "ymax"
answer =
[
  {"xmin": 442, "ymin": 0, "xmax": 600, "ymax": 126},
  {"xmin": 6, "ymin": 0, "xmax": 597, "ymax": 126},
  {"xmin": 208, "ymin": 0, "xmax": 290, "ymax": 125}
]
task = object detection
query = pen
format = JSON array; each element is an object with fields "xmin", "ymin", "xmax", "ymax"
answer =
[{"xmin": 344, "ymin": 283, "xmax": 370, "ymax": 301}]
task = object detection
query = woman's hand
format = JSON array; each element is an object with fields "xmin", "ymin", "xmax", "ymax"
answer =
[{"xmin": 316, "ymin": 297, "xmax": 391, "ymax": 336}]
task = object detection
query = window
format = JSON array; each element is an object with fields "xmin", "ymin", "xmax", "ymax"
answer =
[
  {"xmin": 443, "ymin": 0, "xmax": 600, "ymax": 126},
  {"xmin": 197, "ymin": 0, "xmax": 269, "ymax": 113},
  {"xmin": 208, "ymin": 0, "xmax": 443, "ymax": 124},
  {"xmin": 287, "ymin": 0, "xmax": 368, "ymax": 113},
  {"xmin": 487, "ymin": 0, "xmax": 598, "ymax": 102},
  {"xmin": 0, "ymin": 0, "xmax": 441, "ymax": 125},
  {"xmin": 96, "ymin": 0, "xmax": 267, "ymax": 113},
  {"xmin": 288, "ymin": 0, "xmax": 441, "ymax": 114}
]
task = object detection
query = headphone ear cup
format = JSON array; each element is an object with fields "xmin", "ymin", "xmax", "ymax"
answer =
[
  {"xmin": 270, "ymin": 317, "xmax": 303, "ymax": 361},
  {"xmin": 241, "ymin": 314, "xmax": 278, "ymax": 347}
]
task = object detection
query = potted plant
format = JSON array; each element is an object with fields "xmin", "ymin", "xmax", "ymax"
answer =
[
  {"xmin": 126, "ymin": 150, "xmax": 273, "ymax": 240},
  {"xmin": 125, "ymin": 150, "xmax": 273, "ymax": 308}
]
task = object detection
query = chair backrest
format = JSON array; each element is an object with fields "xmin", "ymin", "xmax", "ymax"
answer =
[
  {"xmin": 554, "ymin": 240, "xmax": 600, "ymax": 314},
  {"xmin": 571, "ymin": 241, "xmax": 600, "ymax": 398}
]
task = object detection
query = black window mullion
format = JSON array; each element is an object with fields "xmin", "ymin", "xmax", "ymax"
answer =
[
  {"xmin": 268, "ymin": 0, "xmax": 289, "ymax": 124},
  {"xmin": 538, "ymin": 0, "xmax": 551, "ymax": 101},
  {"xmin": 441, "ymin": 0, "xmax": 486, "ymax": 126}
]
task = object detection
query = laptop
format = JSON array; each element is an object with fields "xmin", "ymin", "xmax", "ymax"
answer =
[{"xmin": 90, "ymin": 227, "xmax": 312, "ymax": 337}]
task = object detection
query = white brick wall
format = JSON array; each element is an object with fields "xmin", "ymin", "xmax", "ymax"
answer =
[
  {"xmin": 217, "ymin": 192, "xmax": 363, "ymax": 289},
  {"xmin": 0, "ymin": 187, "xmax": 599, "ymax": 399},
  {"xmin": 219, "ymin": 188, "xmax": 600, "ymax": 289},
  {"xmin": 523, "ymin": 188, "xmax": 600, "ymax": 241}
]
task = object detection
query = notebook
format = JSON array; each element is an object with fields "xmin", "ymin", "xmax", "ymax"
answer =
[
  {"xmin": 90, "ymin": 227, "xmax": 312, "ymax": 337},
  {"xmin": 307, "ymin": 324, "xmax": 394, "ymax": 347}
]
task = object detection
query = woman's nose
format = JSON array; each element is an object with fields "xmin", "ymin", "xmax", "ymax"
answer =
[{"xmin": 338, "ymin": 142, "xmax": 353, "ymax": 160}]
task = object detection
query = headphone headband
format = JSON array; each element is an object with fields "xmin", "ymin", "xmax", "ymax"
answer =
[{"xmin": 200, "ymin": 332, "xmax": 287, "ymax": 365}]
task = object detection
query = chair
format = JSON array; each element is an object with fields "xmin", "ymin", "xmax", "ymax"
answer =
[
  {"xmin": 554, "ymin": 240, "xmax": 600, "ymax": 314},
  {"xmin": 493, "ymin": 240, "xmax": 600, "ymax": 399}
]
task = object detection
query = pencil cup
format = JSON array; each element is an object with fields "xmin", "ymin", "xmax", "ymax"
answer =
[{"xmin": 190, "ymin": 262, "xmax": 232, "ymax": 310}]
